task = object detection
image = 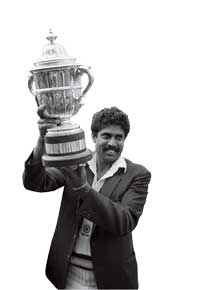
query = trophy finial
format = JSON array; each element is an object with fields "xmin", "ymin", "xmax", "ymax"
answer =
[{"xmin": 46, "ymin": 29, "xmax": 57, "ymax": 44}]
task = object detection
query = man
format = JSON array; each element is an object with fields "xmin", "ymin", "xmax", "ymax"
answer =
[{"xmin": 23, "ymin": 106, "xmax": 151, "ymax": 289}]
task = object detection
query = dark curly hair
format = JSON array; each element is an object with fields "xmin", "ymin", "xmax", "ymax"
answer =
[{"xmin": 91, "ymin": 107, "xmax": 130, "ymax": 138}]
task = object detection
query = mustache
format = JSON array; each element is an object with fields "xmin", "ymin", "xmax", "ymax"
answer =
[{"xmin": 103, "ymin": 145, "xmax": 120, "ymax": 152}]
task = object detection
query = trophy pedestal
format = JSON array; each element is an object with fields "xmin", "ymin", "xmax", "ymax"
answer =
[
  {"xmin": 42, "ymin": 149, "xmax": 92, "ymax": 167},
  {"xmin": 42, "ymin": 122, "xmax": 92, "ymax": 167}
]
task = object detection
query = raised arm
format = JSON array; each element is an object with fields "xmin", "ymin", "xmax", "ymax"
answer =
[{"xmin": 23, "ymin": 105, "xmax": 65, "ymax": 192}]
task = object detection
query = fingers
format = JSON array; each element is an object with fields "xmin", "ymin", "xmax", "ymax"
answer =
[
  {"xmin": 60, "ymin": 166, "xmax": 83, "ymax": 178},
  {"xmin": 38, "ymin": 119, "xmax": 60, "ymax": 137},
  {"xmin": 69, "ymin": 165, "xmax": 86, "ymax": 179},
  {"xmin": 38, "ymin": 118, "xmax": 61, "ymax": 125},
  {"xmin": 60, "ymin": 167, "xmax": 75, "ymax": 177},
  {"xmin": 77, "ymin": 165, "xmax": 87, "ymax": 180},
  {"xmin": 59, "ymin": 165, "xmax": 87, "ymax": 187},
  {"xmin": 37, "ymin": 104, "xmax": 61, "ymax": 122},
  {"xmin": 60, "ymin": 167, "xmax": 79, "ymax": 187},
  {"xmin": 69, "ymin": 165, "xmax": 78, "ymax": 171},
  {"xmin": 67, "ymin": 164, "xmax": 85, "ymax": 171},
  {"xmin": 37, "ymin": 104, "xmax": 48, "ymax": 119},
  {"xmin": 37, "ymin": 105, "xmax": 61, "ymax": 137}
]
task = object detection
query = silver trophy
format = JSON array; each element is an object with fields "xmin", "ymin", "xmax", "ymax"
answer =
[{"xmin": 28, "ymin": 30, "xmax": 94, "ymax": 167}]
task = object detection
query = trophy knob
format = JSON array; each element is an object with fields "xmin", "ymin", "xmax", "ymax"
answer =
[{"xmin": 46, "ymin": 29, "xmax": 57, "ymax": 44}]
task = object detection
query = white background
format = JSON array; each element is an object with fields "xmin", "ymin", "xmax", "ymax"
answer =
[{"xmin": 0, "ymin": 0, "xmax": 202, "ymax": 289}]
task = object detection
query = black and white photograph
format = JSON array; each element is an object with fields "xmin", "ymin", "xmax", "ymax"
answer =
[{"xmin": 0, "ymin": 0, "xmax": 201, "ymax": 289}]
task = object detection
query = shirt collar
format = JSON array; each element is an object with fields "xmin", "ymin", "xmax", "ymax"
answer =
[{"xmin": 87, "ymin": 153, "xmax": 127, "ymax": 181}]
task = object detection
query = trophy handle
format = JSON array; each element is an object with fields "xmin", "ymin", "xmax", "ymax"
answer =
[
  {"xmin": 28, "ymin": 75, "xmax": 36, "ymax": 96},
  {"xmin": 28, "ymin": 75, "xmax": 39, "ymax": 106},
  {"xmin": 76, "ymin": 66, "xmax": 94, "ymax": 97}
]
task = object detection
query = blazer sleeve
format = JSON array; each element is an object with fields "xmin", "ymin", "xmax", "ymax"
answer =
[
  {"xmin": 22, "ymin": 151, "xmax": 65, "ymax": 192},
  {"xmin": 77, "ymin": 168, "xmax": 151, "ymax": 236}
]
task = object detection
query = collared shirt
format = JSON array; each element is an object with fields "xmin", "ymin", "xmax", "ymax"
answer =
[{"xmin": 73, "ymin": 154, "xmax": 127, "ymax": 257}]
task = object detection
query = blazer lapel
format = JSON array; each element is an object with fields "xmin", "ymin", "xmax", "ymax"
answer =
[
  {"xmin": 100, "ymin": 174, "xmax": 122, "ymax": 198},
  {"xmin": 86, "ymin": 163, "xmax": 125, "ymax": 199},
  {"xmin": 86, "ymin": 165, "xmax": 94, "ymax": 186}
]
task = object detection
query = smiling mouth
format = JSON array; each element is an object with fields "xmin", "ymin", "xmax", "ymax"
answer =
[
  {"xmin": 105, "ymin": 149, "xmax": 118, "ymax": 155},
  {"xmin": 104, "ymin": 146, "xmax": 119, "ymax": 152}
]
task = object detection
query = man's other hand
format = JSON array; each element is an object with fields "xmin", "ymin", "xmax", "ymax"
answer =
[
  {"xmin": 37, "ymin": 104, "xmax": 61, "ymax": 137},
  {"xmin": 60, "ymin": 165, "xmax": 89, "ymax": 190}
]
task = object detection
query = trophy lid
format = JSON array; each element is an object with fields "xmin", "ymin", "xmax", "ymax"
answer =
[{"xmin": 33, "ymin": 30, "xmax": 77, "ymax": 69}]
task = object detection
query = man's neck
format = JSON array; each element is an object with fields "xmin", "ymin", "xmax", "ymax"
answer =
[{"xmin": 96, "ymin": 157, "xmax": 112, "ymax": 180}]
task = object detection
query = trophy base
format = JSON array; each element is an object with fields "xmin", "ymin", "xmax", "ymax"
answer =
[
  {"xmin": 43, "ymin": 122, "xmax": 92, "ymax": 167},
  {"xmin": 42, "ymin": 149, "xmax": 92, "ymax": 167}
]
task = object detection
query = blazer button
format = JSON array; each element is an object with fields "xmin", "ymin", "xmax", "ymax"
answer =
[{"xmin": 67, "ymin": 254, "xmax": 70, "ymax": 259}]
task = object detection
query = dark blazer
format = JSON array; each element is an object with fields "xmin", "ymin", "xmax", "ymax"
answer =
[{"xmin": 23, "ymin": 155, "xmax": 151, "ymax": 289}]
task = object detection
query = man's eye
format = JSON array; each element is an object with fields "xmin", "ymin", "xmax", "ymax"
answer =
[
  {"xmin": 116, "ymin": 136, "xmax": 124, "ymax": 141},
  {"xmin": 102, "ymin": 134, "xmax": 110, "ymax": 139}
]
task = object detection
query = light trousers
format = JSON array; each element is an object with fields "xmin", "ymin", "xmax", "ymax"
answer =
[{"xmin": 64, "ymin": 264, "xmax": 98, "ymax": 290}]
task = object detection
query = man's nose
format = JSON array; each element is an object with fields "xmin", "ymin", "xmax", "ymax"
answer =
[{"xmin": 107, "ymin": 137, "xmax": 116, "ymax": 146}]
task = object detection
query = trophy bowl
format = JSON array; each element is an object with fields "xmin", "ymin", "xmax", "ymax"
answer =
[
  {"xmin": 28, "ymin": 65, "xmax": 93, "ymax": 120},
  {"xmin": 28, "ymin": 30, "xmax": 94, "ymax": 167}
]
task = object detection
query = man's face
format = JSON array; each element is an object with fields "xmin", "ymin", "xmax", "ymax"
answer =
[{"xmin": 92, "ymin": 125, "xmax": 125, "ymax": 165}]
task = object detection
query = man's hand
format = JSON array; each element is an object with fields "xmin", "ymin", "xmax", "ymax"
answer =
[
  {"xmin": 60, "ymin": 165, "xmax": 91, "ymax": 198},
  {"xmin": 32, "ymin": 104, "xmax": 61, "ymax": 161},
  {"xmin": 37, "ymin": 104, "xmax": 61, "ymax": 137},
  {"xmin": 60, "ymin": 165, "xmax": 88, "ymax": 189}
]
